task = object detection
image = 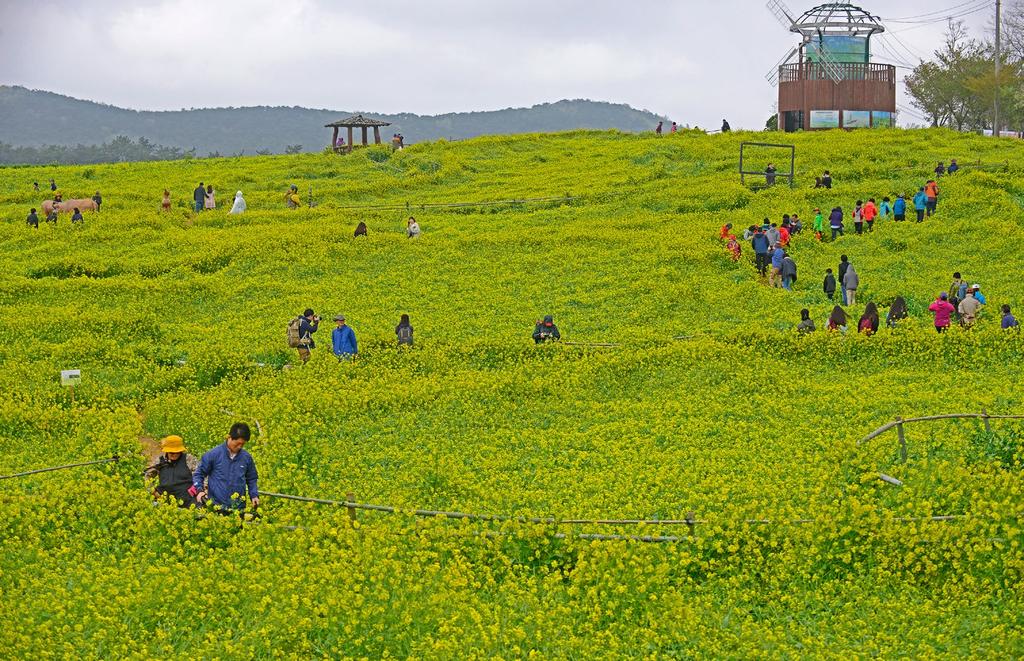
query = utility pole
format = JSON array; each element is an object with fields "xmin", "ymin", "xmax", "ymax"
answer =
[{"xmin": 995, "ymin": 0, "xmax": 1002, "ymax": 136}]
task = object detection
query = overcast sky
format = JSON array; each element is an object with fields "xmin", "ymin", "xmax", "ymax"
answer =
[{"xmin": 0, "ymin": 0, "xmax": 997, "ymax": 129}]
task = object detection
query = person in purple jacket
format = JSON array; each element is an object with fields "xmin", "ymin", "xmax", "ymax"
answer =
[
  {"xmin": 1002, "ymin": 305, "xmax": 1019, "ymax": 329},
  {"xmin": 829, "ymin": 207, "xmax": 844, "ymax": 240}
]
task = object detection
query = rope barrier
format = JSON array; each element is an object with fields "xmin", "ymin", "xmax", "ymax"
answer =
[
  {"xmin": 0, "ymin": 456, "xmax": 120, "ymax": 481},
  {"xmin": 330, "ymin": 194, "xmax": 584, "ymax": 212}
]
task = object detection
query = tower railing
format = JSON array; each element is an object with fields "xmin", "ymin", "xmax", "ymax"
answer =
[{"xmin": 778, "ymin": 62, "xmax": 895, "ymax": 84}]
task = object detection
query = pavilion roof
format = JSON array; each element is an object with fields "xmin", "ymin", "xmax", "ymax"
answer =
[{"xmin": 324, "ymin": 114, "xmax": 391, "ymax": 128}]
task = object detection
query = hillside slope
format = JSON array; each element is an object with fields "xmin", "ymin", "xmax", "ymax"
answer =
[
  {"xmin": 0, "ymin": 85, "xmax": 664, "ymax": 154},
  {"xmin": 0, "ymin": 128, "xmax": 1022, "ymax": 657}
]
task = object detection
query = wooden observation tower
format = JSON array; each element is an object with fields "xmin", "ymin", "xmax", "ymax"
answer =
[{"xmin": 766, "ymin": 2, "xmax": 896, "ymax": 132}]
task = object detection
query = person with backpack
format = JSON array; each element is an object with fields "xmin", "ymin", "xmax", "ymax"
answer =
[
  {"xmin": 26, "ymin": 208, "xmax": 39, "ymax": 228},
  {"xmin": 823, "ymin": 268, "xmax": 837, "ymax": 301},
  {"xmin": 396, "ymin": 314, "xmax": 414, "ymax": 346},
  {"xmin": 913, "ymin": 187, "xmax": 928, "ymax": 222},
  {"xmin": 193, "ymin": 182, "xmax": 206, "ymax": 212},
  {"xmin": 826, "ymin": 306, "xmax": 848, "ymax": 332},
  {"xmin": 92, "ymin": 191, "xmax": 102, "ymax": 212},
  {"xmin": 843, "ymin": 262, "xmax": 859, "ymax": 307},
  {"xmin": 766, "ymin": 223, "xmax": 781, "ymax": 247},
  {"xmin": 863, "ymin": 198, "xmax": 878, "ymax": 232},
  {"xmin": 924, "ymin": 180, "xmax": 939, "ymax": 216},
  {"xmin": 285, "ymin": 185, "xmax": 301, "ymax": 209},
  {"xmin": 879, "ymin": 197, "xmax": 892, "ymax": 220},
  {"xmin": 950, "ymin": 273, "xmax": 968, "ymax": 301},
  {"xmin": 928, "ymin": 293, "xmax": 955, "ymax": 332},
  {"xmin": 821, "ymin": 170, "xmax": 833, "ymax": 189},
  {"xmin": 969, "ymin": 284, "xmax": 986, "ymax": 305},
  {"xmin": 288, "ymin": 309, "xmax": 320, "ymax": 363},
  {"xmin": 829, "ymin": 207, "xmax": 844, "ymax": 240},
  {"xmin": 935, "ymin": 162, "xmax": 946, "ymax": 177},
  {"xmin": 886, "ymin": 296, "xmax": 908, "ymax": 328},
  {"xmin": 332, "ymin": 314, "xmax": 358, "ymax": 360},
  {"xmin": 1002, "ymin": 305, "xmax": 1019, "ymax": 329},
  {"xmin": 533, "ymin": 315, "xmax": 560, "ymax": 343},
  {"xmin": 838, "ymin": 255, "xmax": 850, "ymax": 305},
  {"xmin": 858, "ymin": 302, "xmax": 879, "ymax": 335},
  {"xmin": 780, "ymin": 252, "xmax": 797, "ymax": 291},
  {"xmin": 751, "ymin": 227, "xmax": 770, "ymax": 276},
  {"xmin": 797, "ymin": 309, "xmax": 816, "ymax": 333},
  {"xmin": 144, "ymin": 435, "xmax": 199, "ymax": 508},
  {"xmin": 893, "ymin": 194, "xmax": 906, "ymax": 221}
]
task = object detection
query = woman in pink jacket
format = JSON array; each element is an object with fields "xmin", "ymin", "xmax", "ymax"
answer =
[{"xmin": 928, "ymin": 292, "xmax": 956, "ymax": 333}]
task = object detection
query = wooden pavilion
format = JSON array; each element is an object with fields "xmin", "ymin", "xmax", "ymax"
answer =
[{"xmin": 325, "ymin": 115, "xmax": 391, "ymax": 153}]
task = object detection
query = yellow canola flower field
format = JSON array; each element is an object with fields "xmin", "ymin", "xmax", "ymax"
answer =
[{"xmin": 0, "ymin": 128, "xmax": 1022, "ymax": 658}]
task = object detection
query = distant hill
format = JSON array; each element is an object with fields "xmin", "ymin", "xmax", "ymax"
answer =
[{"xmin": 0, "ymin": 86, "xmax": 665, "ymax": 161}]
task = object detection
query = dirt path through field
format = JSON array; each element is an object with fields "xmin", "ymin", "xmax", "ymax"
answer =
[{"xmin": 138, "ymin": 410, "xmax": 160, "ymax": 465}]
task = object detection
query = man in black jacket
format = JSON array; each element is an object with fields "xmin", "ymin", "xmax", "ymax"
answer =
[
  {"xmin": 26, "ymin": 208, "xmax": 39, "ymax": 228},
  {"xmin": 298, "ymin": 308, "xmax": 320, "ymax": 363},
  {"xmin": 533, "ymin": 315, "xmax": 561, "ymax": 343},
  {"xmin": 144, "ymin": 435, "xmax": 198, "ymax": 507}
]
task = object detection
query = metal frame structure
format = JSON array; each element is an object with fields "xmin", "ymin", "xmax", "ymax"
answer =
[{"xmin": 739, "ymin": 142, "xmax": 796, "ymax": 189}]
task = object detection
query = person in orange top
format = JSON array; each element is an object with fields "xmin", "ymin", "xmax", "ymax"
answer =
[
  {"xmin": 719, "ymin": 223, "xmax": 733, "ymax": 240},
  {"xmin": 863, "ymin": 198, "xmax": 878, "ymax": 232},
  {"xmin": 778, "ymin": 221, "xmax": 791, "ymax": 246},
  {"xmin": 924, "ymin": 180, "xmax": 939, "ymax": 216}
]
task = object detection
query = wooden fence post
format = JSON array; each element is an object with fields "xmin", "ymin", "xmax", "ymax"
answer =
[
  {"xmin": 895, "ymin": 417, "xmax": 907, "ymax": 463},
  {"xmin": 346, "ymin": 491, "xmax": 357, "ymax": 524},
  {"xmin": 981, "ymin": 409, "xmax": 992, "ymax": 433}
]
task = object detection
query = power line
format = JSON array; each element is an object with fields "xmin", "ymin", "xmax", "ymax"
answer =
[
  {"xmin": 882, "ymin": 0, "xmax": 988, "ymax": 21},
  {"xmin": 885, "ymin": 3, "xmax": 994, "ymax": 32},
  {"xmin": 882, "ymin": 0, "xmax": 992, "ymax": 23}
]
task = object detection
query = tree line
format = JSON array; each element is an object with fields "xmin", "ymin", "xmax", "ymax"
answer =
[{"xmin": 906, "ymin": 8, "xmax": 1024, "ymax": 132}]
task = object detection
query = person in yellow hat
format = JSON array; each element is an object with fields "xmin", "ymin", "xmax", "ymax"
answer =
[{"xmin": 144, "ymin": 435, "xmax": 199, "ymax": 507}]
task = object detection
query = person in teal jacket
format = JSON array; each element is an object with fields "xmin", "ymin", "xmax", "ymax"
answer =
[{"xmin": 913, "ymin": 188, "xmax": 928, "ymax": 222}]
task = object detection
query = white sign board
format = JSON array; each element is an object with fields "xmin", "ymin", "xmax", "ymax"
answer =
[{"xmin": 60, "ymin": 369, "xmax": 82, "ymax": 386}]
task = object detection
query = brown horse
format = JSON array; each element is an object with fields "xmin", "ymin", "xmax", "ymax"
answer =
[{"xmin": 42, "ymin": 199, "xmax": 98, "ymax": 215}]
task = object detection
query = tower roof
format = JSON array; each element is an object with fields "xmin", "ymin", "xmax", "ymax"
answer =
[{"xmin": 791, "ymin": 3, "xmax": 884, "ymax": 37}]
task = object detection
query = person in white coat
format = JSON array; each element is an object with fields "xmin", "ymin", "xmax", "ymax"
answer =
[{"xmin": 229, "ymin": 190, "xmax": 246, "ymax": 215}]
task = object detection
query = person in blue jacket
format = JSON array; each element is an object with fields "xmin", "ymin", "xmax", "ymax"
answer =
[
  {"xmin": 969, "ymin": 284, "xmax": 986, "ymax": 305},
  {"xmin": 751, "ymin": 227, "xmax": 770, "ymax": 276},
  {"xmin": 770, "ymin": 244, "xmax": 785, "ymax": 288},
  {"xmin": 332, "ymin": 314, "xmax": 358, "ymax": 360},
  {"xmin": 892, "ymin": 194, "xmax": 907, "ymax": 221},
  {"xmin": 913, "ymin": 188, "xmax": 928, "ymax": 222},
  {"xmin": 190, "ymin": 423, "xmax": 258, "ymax": 512}
]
